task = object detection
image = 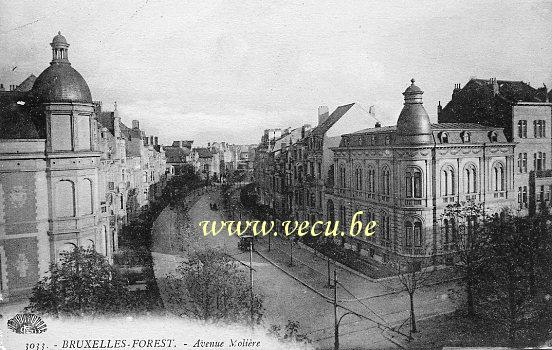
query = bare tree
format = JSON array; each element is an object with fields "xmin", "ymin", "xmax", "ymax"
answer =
[
  {"xmin": 163, "ymin": 248, "xmax": 264, "ymax": 325},
  {"xmin": 391, "ymin": 250, "xmax": 436, "ymax": 334},
  {"xmin": 442, "ymin": 199, "xmax": 485, "ymax": 317}
]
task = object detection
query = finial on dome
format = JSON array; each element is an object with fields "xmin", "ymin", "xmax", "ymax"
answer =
[
  {"xmin": 58, "ymin": 31, "xmax": 61, "ymax": 35},
  {"xmin": 411, "ymin": 78, "xmax": 415, "ymax": 84}
]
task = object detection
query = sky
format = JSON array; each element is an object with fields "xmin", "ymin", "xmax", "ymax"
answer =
[{"xmin": 0, "ymin": 0, "xmax": 551, "ymax": 146}]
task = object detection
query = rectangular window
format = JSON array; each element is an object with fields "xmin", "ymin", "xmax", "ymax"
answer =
[{"xmin": 51, "ymin": 115, "xmax": 72, "ymax": 151}]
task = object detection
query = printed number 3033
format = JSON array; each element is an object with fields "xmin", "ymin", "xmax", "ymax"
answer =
[{"xmin": 26, "ymin": 343, "xmax": 45, "ymax": 350}]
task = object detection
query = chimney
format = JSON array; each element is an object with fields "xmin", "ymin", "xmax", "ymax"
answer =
[
  {"xmin": 113, "ymin": 102, "xmax": 121, "ymax": 138},
  {"xmin": 452, "ymin": 83, "xmax": 461, "ymax": 99},
  {"xmin": 375, "ymin": 122, "xmax": 381, "ymax": 128},
  {"xmin": 318, "ymin": 106, "xmax": 329, "ymax": 125},
  {"xmin": 0, "ymin": 84, "xmax": 4, "ymax": 91},
  {"xmin": 437, "ymin": 101, "xmax": 443, "ymax": 118},
  {"xmin": 154, "ymin": 137, "xmax": 158, "ymax": 146},
  {"xmin": 132, "ymin": 120, "xmax": 140, "ymax": 129}
]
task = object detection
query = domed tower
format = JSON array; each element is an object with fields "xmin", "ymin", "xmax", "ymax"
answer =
[
  {"xmin": 396, "ymin": 79, "xmax": 433, "ymax": 145},
  {"xmin": 31, "ymin": 33, "xmax": 107, "ymax": 263}
]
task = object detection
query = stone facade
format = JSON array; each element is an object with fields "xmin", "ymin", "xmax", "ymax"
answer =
[
  {"xmin": 0, "ymin": 33, "xmax": 168, "ymax": 299},
  {"xmin": 253, "ymin": 80, "xmax": 518, "ymax": 265}
]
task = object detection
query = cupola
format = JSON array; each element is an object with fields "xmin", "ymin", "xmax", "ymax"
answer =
[{"xmin": 396, "ymin": 79, "xmax": 432, "ymax": 145}]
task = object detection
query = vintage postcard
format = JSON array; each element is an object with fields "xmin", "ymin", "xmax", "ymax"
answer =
[{"xmin": 0, "ymin": 1, "xmax": 551, "ymax": 349}]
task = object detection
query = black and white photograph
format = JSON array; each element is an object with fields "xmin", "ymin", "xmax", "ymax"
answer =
[{"xmin": 0, "ymin": 1, "xmax": 551, "ymax": 349}]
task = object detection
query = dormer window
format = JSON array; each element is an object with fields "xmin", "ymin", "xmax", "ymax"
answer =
[
  {"xmin": 461, "ymin": 131, "xmax": 471, "ymax": 143},
  {"xmin": 440, "ymin": 132, "xmax": 449, "ymax": 144},
  {"xmin": 489, "ymin": 131, "xmax": 498, "ymax": 142}
]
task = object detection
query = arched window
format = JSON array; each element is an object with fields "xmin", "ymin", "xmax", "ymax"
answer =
[
  {"xmin": 441, "ymin": 166, "xmax": 455, "ymax": 196},
  {"xmin": 414, "ymin": 221, "xmax": 422, "ymax": 247},
  {"xmin": 405, "ymin": 168, "xmax": 422, "ymax": 198},
  {"xmin": 327, "ymin": 164, "xmax": 335, "ymax": 187},
  {"xmin": 326, "ymin": 199, "xmax": 335, "ymax": 222},
  {"xmin": 440, "ymin": 132, "xmax": 449, "ymax": 143},
  {"xmin": 58, "ymin": 242, "xmax": 77, "ymax": 261},
  {"xmin": 405, "ymin": 221, "xmax": 413, "ymax": 247},
  {"xmin": 464, "ymin": 164, "xmax": 477, "ymax": 194},
  {"xmin": 56, "ymin": 180, "xmax": 75, "ymax": 217},
  {"xmin": 461, "ymin": 131, "xmax": 471, "ymax": 143},
  {"xmin": 339, "ymin": 165, "xmax": 346, "ymax": 188},
  {"xmin": 382, "ymin": 167, "xmax": 391, "ymax": 196},
  {"xmin": 489, "ymin": 131, "xmax": 498, "ymax": 142},
  {"xmin": 354, "ymin": 167, "xmax": 363, "ymax": 190},
  {"xmin": 367, "ymin": 167, "xmax": 375, "ymax": 193},
  {"xmin": 493, "ymin": 163, "xmax": 505, "ymax": 191}
]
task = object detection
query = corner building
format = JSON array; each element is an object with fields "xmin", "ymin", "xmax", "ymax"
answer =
[
  {"xmin": 0, "ymin": 33, "xmax": 109, "ymax": 298},
  {"xmin": 327, "ymin": 80, "xmax": 516, "ymax": 265}
]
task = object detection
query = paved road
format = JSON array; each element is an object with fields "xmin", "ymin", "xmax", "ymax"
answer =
[{"xmin": 150, "ymin": 188, "xmax": 459, "ymax": 349}]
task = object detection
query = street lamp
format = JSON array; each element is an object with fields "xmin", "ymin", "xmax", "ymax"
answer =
[
  {"xmin": 289, "ymin": 236, "xmax": 296, "ymax": 267},
  {"xmin": 333, "ymin": 270, "xmax": 356, "ymax": 350}
]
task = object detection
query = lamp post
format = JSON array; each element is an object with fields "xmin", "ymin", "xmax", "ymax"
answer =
[
  {"xmin": 333, "ymin": 270, "xmax": 354, "ymax": 350},
  {"xmin": 289, "ymin": 237, "xmax": 295, "ymax": 266}
]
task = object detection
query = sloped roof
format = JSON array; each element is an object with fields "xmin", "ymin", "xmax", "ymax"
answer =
[
  {"xmin": 164, "ymin": 146, "xmax": 190, "ymax": 163},
  {"xmin": 194, "ymin": 147, "xmax": 213, "ymax": 158},
  {"xmin": 469, "ymin": 79, "xmax": 548, "ymax": 103},
  {"xmin": 431, "ymin": 122, "xmax": 490, "ymax": 130},
  {"xmin": 97, "ymin": 112, "xmax": 115, "ymax": 134},
  {"xmin": 0, "ymin": 93, "xmax": 42, "ymax": 139},
  {"xmin": 311, "ymin": 103, "xmax": 355, "ymax": 136},
  {"xmin": 16, "ymin": 74, "xmax": 37, "ymax": 92}
]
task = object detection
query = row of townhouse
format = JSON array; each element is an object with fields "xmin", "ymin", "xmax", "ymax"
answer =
[
  {"xmin": 165, "ymin": 140, "xmax": 256, "ymax": 182},
  {"xmin": 254, "ymin": 78, "xmax": 552, "ymax": 266},
  {"xmin": 0, "ymin": 33, "xmax": 167, "ymax": 299}
]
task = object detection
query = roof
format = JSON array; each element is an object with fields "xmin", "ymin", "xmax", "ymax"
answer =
[
  {"xmin": 97, "ymin": 112, "xmax": 115, "ymax": 134},
  {"xmin": 164, "ymin": 146, "xmax": 190, "ymax": 163},
  {"xmin": 349, "ymin": 126, "xmax": 396, "ymax": 134},
  {"xmin": 469, "ymin": 78, "xmax": 548, "ymax": 103},
  {"xmin": 31, "ymin": 63, "xmax": 92, "ymax": 103},
  {"xmin": 52, "ymin": 31, "xmax": 68, "ymax": 45},
  {"xmin": 15, "ymin": 75, "xmax": 37, "ymax": 92},
  {"xmin": 311, "ymin": 103, "xmax": 355, "ymax": 136},
  {"xmin": 0, "ymin": 93, "xmax": 43, "ymax": 139},
  {"xmin": 347, "ymin": 122, "xmax": 496, "ymax": 136},
  {"xmin": 431, "ymin": 123, "xmax": 491, "ymax": 130},
  {"xmin": 194, "ymin": 148, "xmax": 213, "ymax": 158},
  {"xmin": 438, "ymin": 78, "xmax": 550, "ymax": 141}
]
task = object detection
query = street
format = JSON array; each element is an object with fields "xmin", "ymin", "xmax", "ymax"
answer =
[{"xmin": 150, "ymin": 187, "xmax": 459, "ymax": 349}]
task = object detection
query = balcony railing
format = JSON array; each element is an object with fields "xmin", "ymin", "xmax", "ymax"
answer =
[
  {"xmin": 536, "ymin": 169, "xmax": 552, "ymax": 178},
  {"xmin": 404, "ymin": 198, "xmax": 423, "ymax": 206},
  {"xmin": 442, "ymin": 195, "xmax": 457, "ymax": 203},
  {"xmin": 402, "ymin": 246, "xmax": 425, "ymax": 255}
]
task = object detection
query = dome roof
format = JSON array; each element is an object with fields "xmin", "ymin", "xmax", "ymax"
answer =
[
  {"xmin": 52, "ymin": 31, "xmax": 67, "ymax": 45},
  {"xmin": 31, "ymin": 63, "xmax": 92, "ymax": 103},
  {"xmin": 396, "ymin": 79, "xmax": 432, "ymax": 145}
]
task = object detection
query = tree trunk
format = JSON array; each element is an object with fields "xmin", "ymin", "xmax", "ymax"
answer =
[
  {"xmin": 466, "ymin": 265, "xmax": 474, "ymax": 317},
  {"xmin": 409, "ymin": 293, "xmax": 417, "ymax": 333}
]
